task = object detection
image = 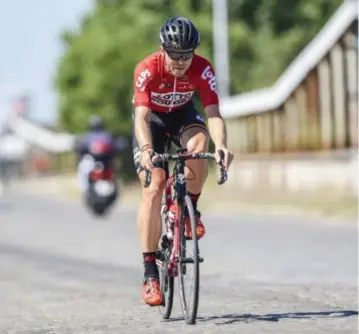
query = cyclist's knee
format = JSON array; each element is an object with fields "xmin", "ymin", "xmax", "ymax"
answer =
[
  {"xmin": 185, "ymin": 130, "xmax": 209, "ymax": 153},
  {"xmin": 141, "ymin": 168, "xmax": 165, "ymax": 200}
]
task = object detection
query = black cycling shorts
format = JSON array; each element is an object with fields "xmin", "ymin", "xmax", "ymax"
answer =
[{"xmin": 132, "ymin": 101, "xmax": 207, "ymax": 173}]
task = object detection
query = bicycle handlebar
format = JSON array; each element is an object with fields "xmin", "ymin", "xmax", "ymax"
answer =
[{"xmin": 143, "ymin": 150, "xmax": 228, "ymax": 188}]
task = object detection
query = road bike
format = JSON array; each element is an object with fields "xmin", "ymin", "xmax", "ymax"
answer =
[{"xmin": 144, "ymin": 135, "xmax": 227, "ymax": 325}]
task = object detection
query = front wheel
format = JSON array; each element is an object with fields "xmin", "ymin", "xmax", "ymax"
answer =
[
  {"xmin": 178, "ymin": 195, "xmax": 200, "ymax": 325},
  {"xmin": 158, "ymin": 247, "xmax": 174, "ymax": 319},
  {"xmin": 158, "ymin": 203, "xmax": 174, "ymax": 319}
]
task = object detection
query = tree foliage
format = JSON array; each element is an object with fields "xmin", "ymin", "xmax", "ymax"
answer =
[{"xmin": 55, "ymin": 0, "xmax": 342, "ymax": 135}]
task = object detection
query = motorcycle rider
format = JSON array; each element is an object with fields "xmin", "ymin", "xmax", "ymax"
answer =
[{"xmin": 75, "ymin": 115, "xmax": 117, "ymax": 193}]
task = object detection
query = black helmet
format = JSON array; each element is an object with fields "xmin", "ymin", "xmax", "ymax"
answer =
[
  {"xmin": 88, "ymin": 115, "xmax": 105, "ymax": 131},
  {"xmin": 159, "ymin": 16, "xmax": 200, "ymax": 51}
]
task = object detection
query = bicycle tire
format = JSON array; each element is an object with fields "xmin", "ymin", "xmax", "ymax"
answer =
[
  {"xmin": 158, "ymin": 201, "xmax": 174, "ymax": 319},
  {"xmin": 178, "ymin": 194, "xmax": 200, "ymax": 325}
]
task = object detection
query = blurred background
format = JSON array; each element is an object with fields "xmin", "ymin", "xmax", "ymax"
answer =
[{"xmin": 0, "ymin": 0, "xmax": 358, "ymax": 217}]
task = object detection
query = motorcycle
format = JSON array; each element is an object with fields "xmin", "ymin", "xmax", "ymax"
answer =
[
  {"xmin": 86, "ymin": 161, "xmax": 117, "ymax": 216},
  {"xmin": 83, "ymin": 139, "xmax": 118, "ymax": 217}
]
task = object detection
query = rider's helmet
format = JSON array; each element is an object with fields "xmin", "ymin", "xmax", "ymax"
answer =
[
  {"xmin": 159, "ymin": 16, "xmax": 200, "ymax": 51},
  {"xmin": 88, "ymin": 115, "xmax": 105, "ymax": 132}
]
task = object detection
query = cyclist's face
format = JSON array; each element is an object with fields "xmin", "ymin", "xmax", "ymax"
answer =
[{"xmin": 162, "ymin": 47, "xmax": 194, "ymax": 77}]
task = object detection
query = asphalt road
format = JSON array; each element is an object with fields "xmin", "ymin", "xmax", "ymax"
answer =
[{"xmin": 0, "ymin": 190, "xmax": 357, "ymax": 333}]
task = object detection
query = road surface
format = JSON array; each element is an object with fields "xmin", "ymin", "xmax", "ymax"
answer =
[{"xmin": 0, "ymin": 190, "xmax": 357, "ymax": 333}]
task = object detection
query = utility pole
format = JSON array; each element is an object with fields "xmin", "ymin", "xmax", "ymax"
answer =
[{"xmin": 212, "ymin": 0, "xmax": 230, "ymax": 97}]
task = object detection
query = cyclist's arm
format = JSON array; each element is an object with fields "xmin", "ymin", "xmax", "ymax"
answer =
[
  {"xmin": 134, "ymin": 106, "xmax": 152, "ymax": 150},
  {"xmin": 133, "ymin": 62, "xmax": 153, "ymax": 151},
  {"xmin": 204, "ymin": 105, "xmax": 227, "ymax": 150},
  {"xmin": 197, "ymin": 62, "xmax": 227, "ymax": 149}
]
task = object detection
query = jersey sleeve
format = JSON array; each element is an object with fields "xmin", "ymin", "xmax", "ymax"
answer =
[
  {"xmin": 197, "ymin": 60, "xmax": 219, "ymax": 108},
  {"xmin": 132, "ymin": 61, "xmax": 153, "ymax": 108}
]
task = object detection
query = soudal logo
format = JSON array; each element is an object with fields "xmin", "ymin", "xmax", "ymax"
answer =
[
  {"xmin": 201, "ymin": 65, "xmax": 217, "ymax": 92},
  {"xmin": 151, "ymin": 91, "xmax": 194, "ymax": 107}
]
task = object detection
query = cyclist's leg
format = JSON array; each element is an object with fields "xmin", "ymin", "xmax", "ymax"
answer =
[
  {"xmin": 181, "ymin": 125, "xmax": 209, "ymax": 194},
  {"xmin": 170, "ymin": 102, "xmax": 209, "ymax": 238},
  {"xmin": 132, "ymin": 111, "xmax": 167, "ymax": 305},
  {"xmin": 171, "ymin": 101, "xmax": 209, "ymax": 197}
]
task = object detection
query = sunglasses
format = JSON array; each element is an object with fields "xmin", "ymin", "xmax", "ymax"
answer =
[{"xmin": 165, "ymin": 49, "xmax": 194, "ymax": 61}]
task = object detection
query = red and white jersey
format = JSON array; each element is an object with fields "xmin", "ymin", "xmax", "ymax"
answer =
[{"xmin": 133, "ymin": 51, "xmax": 219, "ymax": 112}]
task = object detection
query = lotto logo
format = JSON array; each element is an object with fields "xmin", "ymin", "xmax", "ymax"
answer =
[
  {"xmin": 151, "ymin": 91, "xmax": 194, "ymax": 107},
  {"xmin": 136, "ymin": 69, "xmax": 151, "ymax": 92},
  {"xmin": 201, "ymin": 65, "xmax": 217, "ymax": 92}
]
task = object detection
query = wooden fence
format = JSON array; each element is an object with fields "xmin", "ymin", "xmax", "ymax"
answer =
[{"xmin": 226, "ymin": 21, "xmax": 358, "ymax": 154}]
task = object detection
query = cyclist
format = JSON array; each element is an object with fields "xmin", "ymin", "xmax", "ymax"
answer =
[{"xmin": 132, "ymin": 16, "xmax": 234, "ymax": 306}]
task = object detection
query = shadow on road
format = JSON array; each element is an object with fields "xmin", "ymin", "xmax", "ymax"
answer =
[{"xmin": 164, "ymin": 310, "xmax": 358, "ymax": 325}]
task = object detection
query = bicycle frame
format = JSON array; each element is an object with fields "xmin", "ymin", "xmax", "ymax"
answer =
[
  {"xmin": 148, "ymin": 136, "xmax": 227, "ymax": 323},
  {"xmin": 156, "ymin": 153, "xmax": 226, "ymax": 277},
  {"xmin": 164, "ymin": 150, "xmax": 188, "ymax": 277}
]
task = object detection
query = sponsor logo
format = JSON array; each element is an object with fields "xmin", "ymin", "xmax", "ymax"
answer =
[
  {"xmin": 201, "ymin": 65, "xmax": 217, "ymax": 92},
  {"xmin": 136, "ymin": 69, "xmax": 151, "ymax": 92},
  {"xmin": 151, "ymin": 91, "xmax": 194, "ymax": 107}
]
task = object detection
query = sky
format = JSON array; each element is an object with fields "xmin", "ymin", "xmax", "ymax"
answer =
[{"xmin": 0, "ymin": 0, "xmax": 95, "ymax": 125}]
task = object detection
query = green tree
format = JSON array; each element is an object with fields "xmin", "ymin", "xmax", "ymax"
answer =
[{"xmin": 55, "ymin": 0, "xmax": 343, "ymax": 134}]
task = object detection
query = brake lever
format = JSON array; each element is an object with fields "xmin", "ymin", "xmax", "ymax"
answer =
[{"xmin": 217, "ymin": 149, "xmax": 228, "ymax": 185}]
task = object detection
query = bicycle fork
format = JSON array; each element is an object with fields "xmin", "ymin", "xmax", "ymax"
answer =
[{"xmin": 156, "ymin": 206, "xmax": 180, "ymax": 277}]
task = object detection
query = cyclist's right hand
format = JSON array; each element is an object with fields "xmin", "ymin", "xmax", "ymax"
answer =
[{"xmin": 140, "ymin": 147, "xmax": 156, "ymax": 170}]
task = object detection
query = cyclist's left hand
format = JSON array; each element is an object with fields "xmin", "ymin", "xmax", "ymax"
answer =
[{"xmin": 215, "ymin": 147, "xmax": 234, "ymax": 171}]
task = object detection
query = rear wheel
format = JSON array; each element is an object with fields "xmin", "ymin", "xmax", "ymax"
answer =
[{"xmin": 178, "ymin": 195, "xmax": 200, "ymax": 325}]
